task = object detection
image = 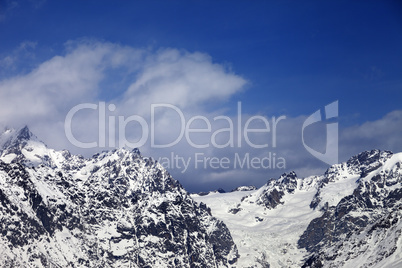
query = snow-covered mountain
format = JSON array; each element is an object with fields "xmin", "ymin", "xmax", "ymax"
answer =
[
  {"xmin": 0, "ymin": 126, "xmax": 238, "ymax": 267},
  {"xmin": 193, "ymin": 150, "xmax": 402, "ymax": 267},
  {"xmin": 1, "ymin": 126, "xmax": 401, "ymax": 267}
]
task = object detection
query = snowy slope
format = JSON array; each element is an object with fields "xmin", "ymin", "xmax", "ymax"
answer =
[
  {"xmin": 194, "ymin": 150, "xmax": 402, "ymax": 268},
  {"xmin": 299, "ymin": 151, "xmax": 402, "ymax": 267},
  {"xmin": 193, "ymin": 174, "xmax": 322, "ymax": 267}
]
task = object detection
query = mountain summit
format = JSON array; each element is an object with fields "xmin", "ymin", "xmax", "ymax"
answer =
[
  {"xmin": 0, "ymin": 127, "xmax": 238, "ymax": 267},
  {"xmin": 0, "ymin": 125, "xmax": 49, "ymax": 166}
]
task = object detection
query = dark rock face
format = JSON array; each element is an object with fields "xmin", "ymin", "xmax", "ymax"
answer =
[
  {"xmin": 346, "ymin": 150, "xmax": 393, "ymax": 177},
  {"xmin": 0, "ymin": 127, "xmax": 238, "ymax": 267},
  {"xmin": 195, "ymin": 188, "xmax": 227, "ymax": 196},
  {"xmin": 309, "ymin": 150, "xmax": 393, "ymax": 211},
  {"xmin": 230, "ymin": 185, "xmax": 257, "ymax": 192},
  {"xmin": 252, "ymin": 171, "xmax": 298, "ymax": 209},
  {"xmin": 299, "ymin": 150, "xmax": 402, "ymax": 267}
]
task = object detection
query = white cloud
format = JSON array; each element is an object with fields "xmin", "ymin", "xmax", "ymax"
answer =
[
  {"xmin": 0, "ymin": 41, "xmax": 247, "ymax": 154},
  {"xmin": 124, "ymin": 49, "xmax": 246, "ymax": 111},
  {"xmin": 340, "ymin": 110, "xmax": 402, "ymax": 157},
  {"xmin": 0, "ymin": 42, "xmax": 146, "ymax": 125},
  {"xmin": 0, "ymin": 41, "xmax": 37, "ymax": 72},
  {"xmin": 0, "ymin": 44, "xmax": 102, "ymax": 124}
]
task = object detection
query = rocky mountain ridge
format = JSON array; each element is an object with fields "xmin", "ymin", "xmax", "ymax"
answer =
[
  {"xmin": 194, "ymin": 150, "xmax": 402, "ymax": 267},
  {"xmin": 1, "ymin": 126, "xmax": 401, "ymax": 267},
  {"xmin": 0, "ymin": 126, "xmax": 238, "ymax": 267}
]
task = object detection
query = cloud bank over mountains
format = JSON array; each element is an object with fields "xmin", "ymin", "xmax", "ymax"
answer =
[{"xmin": 1, "ymin": 40, "xmax": 401, "ymax": 191}]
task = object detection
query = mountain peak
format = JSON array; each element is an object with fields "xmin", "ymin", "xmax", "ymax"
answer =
[
  {"xmin": 15, "ymin": 125, "xmax": 32, "ymax": 141},
  {"xmin": 0, "ymin": 125, "xmax": 36, "ymax": 149},
  {"xmin": 0, "ymin": 130, "xmax": 239, "ymax": 267},
  {"xmin": 0, "ymin": 126, "xmax": 49, "ymax": 166},
  {"xmin": 344, "ymin": 149, "xmax": 393, "ymax": 177}
]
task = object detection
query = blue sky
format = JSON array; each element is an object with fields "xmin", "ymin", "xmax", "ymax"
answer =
[{"xmin": 1, "ymin": 0, "xmax": 401, "ymax": 192}]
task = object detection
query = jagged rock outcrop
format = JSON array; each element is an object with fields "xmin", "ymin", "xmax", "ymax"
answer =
[
  {"xmin": 195, "ymin": 150, "xmax": 402, "ymax": 267},
  {"xmin": 241, "ymin": 171, "xmax": 298, "ymax": 209},
  {"xmin": 298, "ymin": 150, "xmax": 402, "ymax": 267},
  {"xmin": 230, "ymin": 186, "xmax": 257, "ymax": 192},
  {"xmin": 0, "ymin": 126, "xmax": 238, "ymax": 267}
]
